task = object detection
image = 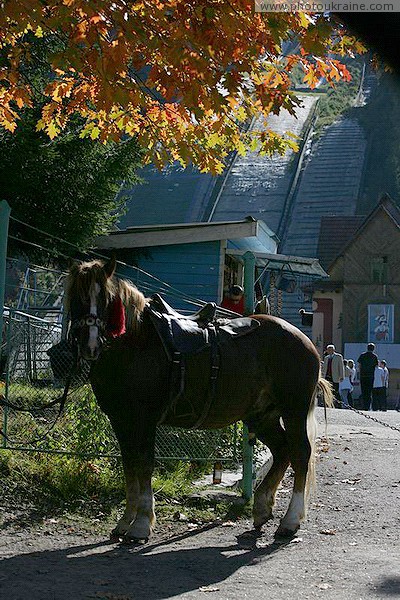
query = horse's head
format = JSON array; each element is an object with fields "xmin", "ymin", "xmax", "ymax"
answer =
[{"xmin": 65, "ymin": 256, "xmax": 118, "ymax": 361}]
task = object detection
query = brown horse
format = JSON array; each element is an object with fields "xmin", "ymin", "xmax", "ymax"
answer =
[{"xmin": 65, "ymin": 257, "xmax": 333, "ymax": 542}]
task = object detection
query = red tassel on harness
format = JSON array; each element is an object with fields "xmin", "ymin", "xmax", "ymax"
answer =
[{"xmin": 107, "ymin": 296, "xmax": 126, "ymax": 338}]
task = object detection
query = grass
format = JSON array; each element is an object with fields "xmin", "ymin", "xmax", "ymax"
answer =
[
  {"xmin": 0, "ymin": 450, "xmax": 247, "ymax": 534},
  {"xmin": 1, "ymin": 381, "xmax": 248, "ymax": 533}
]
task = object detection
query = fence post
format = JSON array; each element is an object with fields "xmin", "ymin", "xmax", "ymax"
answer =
[
  {"xmin": 242, "ymin": 251, "xmax": 255, "ymax": 500},
  {"xmin": 0, "ymin": 200, "xmax": 11, "ymax": 355}
]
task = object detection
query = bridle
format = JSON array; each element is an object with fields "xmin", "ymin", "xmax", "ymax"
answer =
[{"xmin": 71, "ymin": 314, "xmax": 106, "ymax": 332}]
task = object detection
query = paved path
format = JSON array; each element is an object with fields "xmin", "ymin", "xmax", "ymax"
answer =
[{"xmin": 1, "ymin": 408, "xmax": 399, "ymax": 600}]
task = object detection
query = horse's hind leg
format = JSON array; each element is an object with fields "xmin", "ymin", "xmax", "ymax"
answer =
[
  {"xmin": 276, "ymin": 402, "xmax": 316, "ymax": 537},
  {"xmin": 252, "ymin": 416, "xmax": 290, "ymax": 529}
]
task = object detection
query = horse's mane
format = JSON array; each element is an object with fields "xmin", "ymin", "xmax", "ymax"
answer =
[
  {"xmin": 65, "ymin": 259, "xmax": 147, "ymax": 334},
  {"xmin": 114, "ymin": 276, "xmax": 147, "ymax": 333}
]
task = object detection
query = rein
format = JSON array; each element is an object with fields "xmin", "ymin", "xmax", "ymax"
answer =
[{"xmin": 0, "ymin": 348, "xmax": 82, "ymax": 445}]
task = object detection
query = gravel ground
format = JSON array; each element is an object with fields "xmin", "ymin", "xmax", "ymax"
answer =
[{"xmin": 1, "ymin": 407, "xmax": 399, "ymax": 600}]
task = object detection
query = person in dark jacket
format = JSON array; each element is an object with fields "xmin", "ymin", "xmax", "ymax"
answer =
[{"xmin": 357, "ymin": 343, "xmax": 379, "ymax": 411}]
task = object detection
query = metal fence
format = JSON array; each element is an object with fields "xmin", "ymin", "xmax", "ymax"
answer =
[{"xmin": 1, "ymin": 307, "xmax": 239, "ymax": 464}]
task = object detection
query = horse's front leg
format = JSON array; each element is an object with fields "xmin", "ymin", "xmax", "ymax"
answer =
[
  {"xmin": 111, "ymin": 466, "xmax": 140, "ymax": 541},
  {"xmin": 124, "ymin": 468, "xmax": 155, "ymax": 541},
  {"xmin": 108, "ymin": 416, "xmax": 157, "ymax": 542},
  {"xmin": 111, "ymin": 455, "xmax": 156, "ymax": 542}
]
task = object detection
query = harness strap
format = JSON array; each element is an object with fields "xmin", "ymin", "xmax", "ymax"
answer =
[
  {"xmin": 157, "ymin": 351, "xmax": 185, "ymax": 425},
  {"xmin": 157, "ymin": 329, "xmax": 221, "ymax": 429},
  {"xmin": 189, "ymin": 327, "xmax": 221, "ymax": 429}
]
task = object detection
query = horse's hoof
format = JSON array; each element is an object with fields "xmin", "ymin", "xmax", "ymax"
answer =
[
  {"xmin": 274, "ymin": 524, "xmax": 299, "ymax": 539},
  {"xmin": 123, "ymin": 535, "xmax": 148, "ymax": 545},
  {"xmin": 110, "ymin": 529, "xmax": 124, "ymax": 542}
]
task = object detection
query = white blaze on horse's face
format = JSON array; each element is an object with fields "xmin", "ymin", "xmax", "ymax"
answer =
[{"xmin": 88, "ymin": 283, "xmax": 101, "ymax": 358}]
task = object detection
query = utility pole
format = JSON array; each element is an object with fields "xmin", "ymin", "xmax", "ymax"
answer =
[
  {"xmin": 0, "ymin": 200, "xmax": 10, "ymax": 355},
  {"xmin": 242, "ymin": 251, "xmax": 256, "ymax": 500}
]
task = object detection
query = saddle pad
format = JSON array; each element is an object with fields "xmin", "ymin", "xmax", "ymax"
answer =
[
  {"xmin": 146, "ymin": 305, "xmax": 260, "ymax": 357},
  {"xmin": 217, "ymin": 317, "xmax": 260, "ymax": 345}
]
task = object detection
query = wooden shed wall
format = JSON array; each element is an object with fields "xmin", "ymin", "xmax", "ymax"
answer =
[
  {"xmin": 340, "ymin": 210, "xmax": 400, "ymax": 342},
  {"xmin": 133, "ymin": 241, "xmax": 224, "ymax": 312}
]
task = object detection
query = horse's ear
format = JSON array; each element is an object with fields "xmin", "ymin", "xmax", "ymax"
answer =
[
  {"xmin": 104, "ymin": 254, "xmax": 117, "ymax": 279},
  {"xmin": 67, "ymin": 258, "xmax": 79, "ymax": 273}
]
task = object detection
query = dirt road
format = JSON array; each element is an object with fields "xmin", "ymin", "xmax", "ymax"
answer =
[{"xmin": 1, "ymin": 407, "xmax": 399, "ymax": 600}]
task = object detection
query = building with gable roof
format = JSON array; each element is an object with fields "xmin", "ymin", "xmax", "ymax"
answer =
[{"xmin": 312, "ymin": 194, "xmax": 400, "ymax": 405}]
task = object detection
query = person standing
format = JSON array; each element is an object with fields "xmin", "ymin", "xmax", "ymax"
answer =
[
  {"xmin": 357, "ymin": 343, "xmax": 379, "ymax": 411},
  {"xmin": 347, "ymin": 359, "xmax": 357, "ymax": 407},
  {"xmin": 339, "ymin": 359, "xmax": 353, "ymax": 408},
  {"xmin": 322, "ymin": 344, "xmax": 345, "ymax": 407},
  {"xmin": 372, "ymin": 363, "xmax": 385, "ymax": 411},
  {"xmin": 380, "ymin": 360, "xmax": 389, "ymax": 412}
]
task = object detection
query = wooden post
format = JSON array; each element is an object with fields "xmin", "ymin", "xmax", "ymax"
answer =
[
  {"xmin": 0, "ymin": 201, "xmax": 10, "ymax": 355},
  {"xmin": 242, "ymin": 251, "xmax": 255, "ymax": 500}
]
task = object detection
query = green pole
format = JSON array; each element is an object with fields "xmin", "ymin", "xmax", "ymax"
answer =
[
  {"xmin": 0, "ymin": 201, "xmax": 10, "ymax": 353},
  {"xmin": 243, "ymin": 251, "xmax": 256, "ymax": 317},
  {"xmin": 242, "ymin": 251, "xmax": 255, "ymax": 500}
]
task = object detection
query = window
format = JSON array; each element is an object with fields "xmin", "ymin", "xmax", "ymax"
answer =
[{"xmin": 371, "ymin": 256, "xmax": 388, "ymax": 284}]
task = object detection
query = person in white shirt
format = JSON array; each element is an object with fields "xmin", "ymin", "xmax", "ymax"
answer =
[
  {"xmin": 380, "ymin": 360, "xmax": 389, "ymax": 411},
  {"xmin": 339, "ymin": 359, "xmax": 353, "ymax": 408},
  {"xmin": 372, "ymin": 364, "xmax": 385, "ymax": 411},
  {"xmin": 347, "ymin": 359, "xmax": 357, "ymax": 406}
]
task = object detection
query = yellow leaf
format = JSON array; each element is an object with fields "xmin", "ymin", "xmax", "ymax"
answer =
[
  {"xmin": 47, "ymin": 121, "xmax": 59, "ymax": 139},
  {"xmin": 299, "ymin": 13, "xmax": 311, "ymax": 29},
  {"xmin": 236, "ymin": 140, "xmax": 246, "ymax": 156},
  {"xmin": 207, "ymin": 132, "xmax": 221, "ymax": 149},
  {"xmin": 90, "ymin": 126, "xmax": 100, "ymax": 139}
]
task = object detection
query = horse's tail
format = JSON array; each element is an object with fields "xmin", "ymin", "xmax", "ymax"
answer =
[
  {"xmin": 317, "ymin": 377, "xmax": 335, "ymax": 409},
  {"xmin": 305, "ymin": 377, "xmax": 334, "ymax": 506},
  {"xmin": 305, "ymin": 387, "xmax": 318, "ymax": 505}
]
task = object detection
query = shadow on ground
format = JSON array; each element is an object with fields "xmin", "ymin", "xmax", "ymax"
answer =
[{"xmin": 0, "ymin": 525, "xmax": 292, "ymax": 600}]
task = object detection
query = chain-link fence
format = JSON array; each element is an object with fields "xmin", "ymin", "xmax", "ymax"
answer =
[{"xmin": 1, "ymin": 307, "xmax": 239, "ymax": 464}]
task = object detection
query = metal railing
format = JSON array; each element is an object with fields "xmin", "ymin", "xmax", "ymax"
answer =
[{"xmin": 1, "ymin": 307, "xmax": 239, "ymax": 465}]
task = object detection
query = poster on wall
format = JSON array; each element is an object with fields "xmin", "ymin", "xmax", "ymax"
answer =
[{"xmin": 368, "ymin": 304, "xmax": 394, "ymax": 344}]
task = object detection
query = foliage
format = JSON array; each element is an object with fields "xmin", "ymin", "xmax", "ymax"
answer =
[
  {"xmin": 153, "ymin": 461, "xmax": 206, "ymax": 500},
  {"xmin": 0, "ymin": 107, "xmax": 142, "ymax": 259},
  {"xmin": 64, "ymin": 388, "xmax": 118, "ymax": 456},
  {"xmin": 314, "ymin": 57, "xmax": 364, "ymax": 134},
  {"xmin": 0, "ymin": 449, "xmax": 123, "ymax": 516},
  {"xmin": 0, "ymin": 2, "xmax": 366, "ymax": 173},
  {"xmin": 1, "ymin": 383, "xmax": 247, "ymax": 526}
]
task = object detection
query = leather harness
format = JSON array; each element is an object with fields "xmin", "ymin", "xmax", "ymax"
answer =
[{"xmin": 146, "ymin": 294, "xmax": 260, "ymax": 428}]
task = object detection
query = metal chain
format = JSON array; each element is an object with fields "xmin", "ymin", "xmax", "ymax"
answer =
[{"xmin": 336, "ymin": 397, "xmax": 400, "ymax": 433}]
